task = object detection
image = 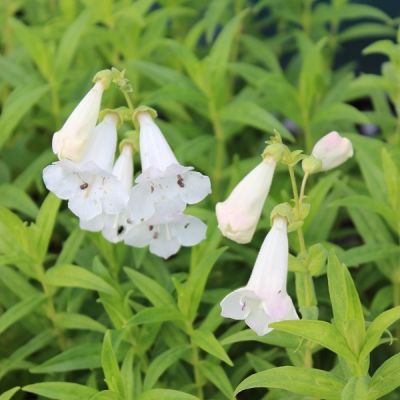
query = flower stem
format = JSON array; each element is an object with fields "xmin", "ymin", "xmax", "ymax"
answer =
[
  {"xmin": 123, "ymin": 91, "xmax": 135, "ymax": 112},
  {"xmin": 288, "ymin": 165, "xmax": 316, "ymax": 368}
]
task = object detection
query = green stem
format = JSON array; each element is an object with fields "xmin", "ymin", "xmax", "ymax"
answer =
[
  {"xmin": 123, "ymin": 91, "xmax": 135, "ymax": 112},
  {"xmin": 288, "ymin": 166, "xmax": 316, "ymax": 368},
  {"xmin": 187, "ymin": 323, "xmax": 203, "ymax": 399},
  {"xmin": 38, "ymin": 268, "xmax": 66, "ymax": 350}
]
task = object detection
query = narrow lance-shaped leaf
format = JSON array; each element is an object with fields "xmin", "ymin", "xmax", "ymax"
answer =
[
  {"xmin": 327, "ymin": 250, "xmax": 365, "ymax": 354},
  {"xmin": 235, "ymin": 366, "xmax": 345, "ymax": 399},
  {"xmin": 270, "ymin": 320, "xmax": 356, "ymax": 362},
  {"xmin": 367, "ymin": 353, "xmax": 400, "ymax": 400}
]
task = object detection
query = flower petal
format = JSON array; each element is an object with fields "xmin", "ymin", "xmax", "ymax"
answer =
[
  {"xmin": 245, "ymin": 307, "xmax": 272, "ymax": 336},
  {"xmin": 220, "ymin": 288, "xmax": 257, "ymax": 320},
  {"xmin": 172, "ymin": 215, "xmax": 207, "ymax": 246}
]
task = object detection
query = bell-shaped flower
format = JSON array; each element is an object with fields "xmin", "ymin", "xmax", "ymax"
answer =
[
  {"xmin": 216, "ymin": 156, "xmax": 276, "ymax": 244},
  {"xmin": 124, "ymin": 209, "xmax": 207, "ymax": 259},
  {"xmin": 43, "ymin": 114, "xmax": 128, "ymax": 221},
  {"xmin": 311, "ymin": 131, "xmax": 353, "ymax": 171},
  {"xmin": 52, "ymin": 81, "xmax": 105, "ymax": 162},
  {"xmin": 80, "ymin": 143, "xmax": 134, "ymax": 242},
  {"xmin": 220, "ymin": 216, "xmax": 298, "ymax": 336},
  {"xmin": 128, "ymin": 111, "xmax": 211, "ymax": 222}
]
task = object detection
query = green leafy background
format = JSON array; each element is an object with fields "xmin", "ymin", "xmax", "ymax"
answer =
[{"xmin": 0, "ymin": 0, "xmax": 399, "ymax": 399}]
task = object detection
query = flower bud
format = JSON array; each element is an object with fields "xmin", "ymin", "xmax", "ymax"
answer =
[
  {"xmin": 311, "ymin": 131, "xmax": 353, "ymax": 171},
  {"xmin": 52, "ymin": 81, "xmax": 104, "ymax": 162},
  {"xmin": 216, "ymin": 157, "xmax": 276, "ymax": 244}
]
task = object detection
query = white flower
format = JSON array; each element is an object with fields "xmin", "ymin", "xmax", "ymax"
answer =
[
  {"xmin": 216, "ymin": 156, "xmax": 276, "ymax": 244},
  {"xmin": 52, "ymin": 81, "xmax": 105, "ymax": 162},
  {"xmin": 220, "ymin": 217, "xmax": 298, "ymax": 336},
  {"xmin": 43, "ymin": 114, "xmax": 128, "ymax": 221},
  {"xmin": 124, "ymin": 211, "xmax": 207, "ymax": 259},
  {"xmin": 128, "ymin": 112, "xmax": 211, "ymax": 222},
  {"xmin": 80, "ymin": 144, "xmax": 134, "ymax": 242},
  {"xmin": 311, "ymin": 131, "xmax": 353, "ymax": 171}
]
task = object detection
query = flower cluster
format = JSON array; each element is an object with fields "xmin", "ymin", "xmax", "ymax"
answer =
[
  {"xmin": 217, "ymin": 131, "xmax": 353, "ymax": 335},
  {"xmin": 43, "ymin": 71, "xmax": 211, "ymax": 259}
]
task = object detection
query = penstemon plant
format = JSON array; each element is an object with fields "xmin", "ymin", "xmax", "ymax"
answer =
[{"xmin": 0, "ymin": 2, "xmax": 400, "ymax": 400}]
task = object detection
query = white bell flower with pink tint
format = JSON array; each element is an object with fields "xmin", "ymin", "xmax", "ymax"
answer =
[
  {"xmin": 52, "ymin": 81, "xmax": 105, "ymax": 162},
  {"xmin": 129, "ymin": 111, "xmax": 211, "ymax": 222},
  {"xmin": 124, "ymin": 210, "xmax": 207, "ymax": 259},
  {"xmin": 216, "ymin": 156, "xmax": 276, "ymax": 244},
  {"xmin": 220, "ymin": 216, "xmax": 298, "ymax": 336},
  {"xmin": 311, "ymin": 131, "xmax": 353, "ymax": 171},
  {"xmin": 43, "ymin": 114, "xmax": 128, "ymax": 221}
]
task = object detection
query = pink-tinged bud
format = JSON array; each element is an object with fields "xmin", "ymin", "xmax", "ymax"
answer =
[
  {"xmin": 311, "ymin": 131, "xmax": 353, "ymax": 171},
  {"xmin": 216, "ymin": 157, "xmax": 276, "ymax": 244},
  {"xmin": 52, "ymin": 81, "xmax": 104, "ymax": 162}
]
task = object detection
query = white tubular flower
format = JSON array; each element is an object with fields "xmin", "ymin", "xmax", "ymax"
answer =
[
  {"xmin": 311, "ymin": 131, "xmax": 353, "ymax": 171},
  {"xmin": 124, "ymin": 212, "xmax": 207, "ymax": 259},
  {"xmin": 52, "ymin": 81, "xmax": 105, "ymax": 162},
  {"xmin": 81, "ymin": 144, "xmax": 135, "ymax": 243},
  {"xmin": 220, "ymin": 217, "xmax": 298, "ymax": 336},
  {"xmin": 216, "ymin": 156, "xmax": 276, "ymax": 244},
  {"xmin": 129, "ymin": 112, "xmax": 211, "ymax": 222},
  {"xmin": 43, "ymin": 114, "xmax": 128, "ymax": 221}
]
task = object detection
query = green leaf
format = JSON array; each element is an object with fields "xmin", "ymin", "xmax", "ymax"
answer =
[
  {"xmin": 55, "ymin": 10, "xmax": 91, "ymax": 79},
  {"xmin": 327, "ymin": 251, "xmax": 365, "ymax": 353},
  {"xmin": 54, "ymin": 312, "xmax": 107, "ymax": 333},
  {"xmin": 0, "ymin": 83, "xmax": 49, "ymax": 148},
  {"xmin": 127, "ymin": 307, "xmax": 184, "ymax": 326},
  {"xmin": 35, "ymin": 193, "xmax": 61, "ymax": 263},
  {"xmin": 138, "ymin": 389, "xmax": 199, "ymax": 400},
  {"xmin": 339, "ymin": 244, "xmax": 400, "ymax": 268},
  {"xmin": 381, "ymin": 148, "xmax": 399, "ymax": 210},
  {"xmin": 0, "ymin": 295, "xmax": 45, "ymax": 335},
  {"xmin": 22, "ymin": 382, "xmax": 97, "ymax": 400},
  {"xmin": 367, "ymin": 353, "xmax": 400, "ymax": 400},
  {"xmin": 192, "ymin": 329, "xmax": 233, "ymax": 365},
  {"xmin": 220, "ymin": 328, "xmax": 300, "ymax": 349},
  {"xmin": 143, "ymin": 346, "xmax": 190, "ymax": 390},
  {"xmin": 56, "ymin": 229, "xmax": 86, "ymax": 265},
  {"xmin": 198, "ymin": 360, "xmax": 234, "ymax": 399},
  {"xmin": 0, "ymin": 330, "xmax": 54, "ymax": 380},
  {"xmin": 44, "ymin": 264, "xmax": 117, "ymax": 295},
  {"xmin": 341, "ymin": 376, "xmax": 369, "ymax": 400},
  {"xmin": 359, "ymin": 306, "xmax": 400, "ymax": 360},
  {"xmin": 312, "ymin": 102, "xmax": 369, "ymax": 125},
  {"xmin": 178, "ymin": 247, "xmax": 225, "ymax": 321},
  {"xmin": 30, "ymin": 343, "xmax": 102, "ymax": 373},
  {"xmin": 270, "ymin": 320, "xmax": 356, "ymax": 361},
  {"xmin": 330, "ymin": 195, "xmax": 398, "ymax": 233},
  {"xmin": 102, "ymin": 331, "xmax": 123, "ymax": 394},
  {"xmin": 0, "ymin": 387, "xmax": 20, "ymax": 400},
  {"xmin": 124, "ymin": 268, "xmax": 176, "ymax": 308},
  {"xmin": 0, "ymin": 184, "xmax": 38, "ymax": 218},
  {"xmin": 339, "ymin": 23, "xmax": 395, "ymax": 42},
  {"xmin": 220, "ymin": 100, "xmax": 293, "ymax": 141},
  {"xmin": 235, "ymin": 366, "xmax": 345, "ymax": 399},
  {"xmin": 307, "ymin": 243, "xmax": 327, "ymax": 276}
]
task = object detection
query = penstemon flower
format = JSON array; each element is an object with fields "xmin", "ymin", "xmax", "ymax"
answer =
[
  {"xmin": 80, "ymin": 142, "xmax": 134, "ymax": 242},
  {"xmin": 43, "ymin": 114, "xmax": 128, "ymax": 221},
  {"xmin": 220, "ymin": 216, "xmax": 298, "ymax": 336},
  {"xmin": 216, "ymin": 156, "xmax": 276, "ymax": 244},
  {"xmin": 128, "ymin": 111, "xmax": 211, "ymax": 222},
  {"xmin": 311, "ymin": 131, "xmax": 353, "ymax": 171},
  {"xmin": 124, "ymin": 212, "xmax": 207, "ymax": 259},
  {"xmin": 52, "ymin": 80, "xmax": 105, "ymax": 162}
]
